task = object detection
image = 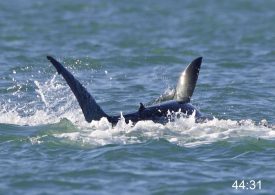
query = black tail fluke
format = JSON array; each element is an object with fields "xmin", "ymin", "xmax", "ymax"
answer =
[{"xmin": 47, "ymin": 56, "xmax": 108, "ymax": 122}]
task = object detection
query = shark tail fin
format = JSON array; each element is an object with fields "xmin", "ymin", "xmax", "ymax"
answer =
[
  {"xmin": 47, "ymin": 56, "xmax": 108, "ymax": 122},
  {"xmin": 152, "ymin": 57, "xmax": 202, "ymax": 104},
  {"xmin": 174, "ymin": 57, "xmax": 202, "ymax": 102}
]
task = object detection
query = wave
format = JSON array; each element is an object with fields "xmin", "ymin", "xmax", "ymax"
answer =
[
  {"xmin": 0, "ymin": 75, "xmax": 274, "ymax": 148},
  {"xmin": 1, "ymin": 108, "xmax": 274, "ymax": 148}
]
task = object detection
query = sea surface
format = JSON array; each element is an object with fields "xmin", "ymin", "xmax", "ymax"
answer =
[{"xmin": 0, "ymin": 0, "xmax": 275, "ymax": 194}]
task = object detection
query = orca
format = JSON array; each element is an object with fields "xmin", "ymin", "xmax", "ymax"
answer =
[{"xmin": 47, "ymin": 56, "xmax": 206, "ymax": 125}]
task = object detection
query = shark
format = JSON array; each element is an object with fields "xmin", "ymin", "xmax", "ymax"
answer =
[{"xmin": 47, "ymin": 56, "xmax": 207, "ymax": 124}]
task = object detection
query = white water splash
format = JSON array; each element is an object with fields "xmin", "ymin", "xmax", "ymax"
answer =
[
  {"xmin": 1, "ymin": 100, "xmax": 275, "ymax": 147},
  {"xmin": 0, "ymin": 75, "xmax": 275, "ymax": 147},
  {"xmin": 50, "ymin": 114, "xmax": 274, "ymax": 147},
  {"xmin": 0, "ymin": 75, "xmax": 86, "ymax": 126},
  {"xmin": 34, "ymin": 80, "xmax": 49, "ymax": 107}
]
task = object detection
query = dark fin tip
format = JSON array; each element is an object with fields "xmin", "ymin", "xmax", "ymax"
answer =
[
  {"xmin": 139, "ymin": 102, "xmax": 145, "ymax": 112},
  {"xmin": 193, "ymin": 56, "xmax": 203, "ymax": 64},
  {"xmin": 46, "ymin": 56, "xmax": 52, "ymax": 60},
  {"xmin": 46, "ymin": 55, "xmax": 62, "ymax": 74}
]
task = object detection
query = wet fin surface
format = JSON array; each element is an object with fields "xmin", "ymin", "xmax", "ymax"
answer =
[
  {"xmin": 152, "ymin": 88, "xmax": 176, "ymax": 104},
  {"xmin": 47, "ymin": 56, "xmax": 108, "ymax": 122},
  {"xmin": 138, "ymin": 103, "xmax": 145, "ymax": 112},
  {"xmin": 174, "ymin": 57, "xmax": 202, "ymax": 102},
  {"xmin": 150, "ymin": 57, "xmax": 202, "ymax": 104}
]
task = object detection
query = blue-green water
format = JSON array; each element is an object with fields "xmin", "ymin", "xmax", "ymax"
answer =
[{"xmin": 1, "ymin": 0, "xmax": 275, "ymax": 194}]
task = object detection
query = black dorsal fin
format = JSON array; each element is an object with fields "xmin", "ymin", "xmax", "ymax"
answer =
[{"xmin": 139, "ymin": 102, "xmax": 145, "ymax": 112}]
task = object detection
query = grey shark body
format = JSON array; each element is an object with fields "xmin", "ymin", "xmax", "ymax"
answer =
[{"xmin": 47, "ymin": 56, "xmax": 205, "ymax": 125}]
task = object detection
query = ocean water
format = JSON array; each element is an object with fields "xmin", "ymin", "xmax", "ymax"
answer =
[{"xmin": 1, "ymin": 0, "xmax": 275, "ymax": 194}]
